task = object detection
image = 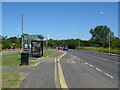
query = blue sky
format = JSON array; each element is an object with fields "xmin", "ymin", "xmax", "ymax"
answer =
[{"xmin": 2, "ymin": 2, "xmax": 118, "ymax": 40}]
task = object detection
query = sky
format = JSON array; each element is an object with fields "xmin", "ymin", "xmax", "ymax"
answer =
[{"xmin": 2, "ymin": 2, "xmax": 118, "ymax": 40}]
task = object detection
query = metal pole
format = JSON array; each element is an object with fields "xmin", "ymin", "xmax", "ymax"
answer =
[
  {"xmin": 100, "ymin": 12, "xmax": 111, "ymax": 54},
  {"xmin": 21, "ymin": 14, "xmax": 24, "ymax": 53},
  {"xmin": 108, "ymin": 13, "xmax": 111, "ymax": 54},
  {"xmin": 46, "ymin": 36, "xmax": 48, "ymax": 50},
  {"xmin": 46, "ymin": 35, "xmax": 48, "ymax": 56}
]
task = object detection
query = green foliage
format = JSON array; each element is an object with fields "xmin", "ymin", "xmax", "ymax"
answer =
[
  {"xmin": 1, "ymin": 25, "xmax": 119, "ymax": 54},
  {"xmin": 110, "ymin": 37, "xmax": 120, "ymax": 48},
  {"xmin": 2, "ymin": 40, "xmax": 12, "ymax": 49},
  {"xmin": 2, "ymin": 36, "xmax": 21, "ymax": 50},
  {"xmin": 90, "ymin": 25, "xmax": 114, "ymax": 46},
  {"xmin": 79, "ymin": 46, "xmax": 120, "ymax": 54}
]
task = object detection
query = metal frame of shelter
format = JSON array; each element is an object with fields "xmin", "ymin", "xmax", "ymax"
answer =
[{"xmin": 22, "ymin": 34, "xmax": 44, "ymax": 57}]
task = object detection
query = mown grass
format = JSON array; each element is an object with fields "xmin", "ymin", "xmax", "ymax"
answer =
[
  {"xmin": 77, "ymin": 47, "xmax": 120, "ymax": 54},
  {"xmin": 2, "ymin": 53, "xmax": 21, "ymax": 67},
  {"xmin": 2, "ymin": 72, "xmax": 26, "ymax": 88},
  {"xmin": 1, "ymin": 53, "xmax": 38, "ymax": 67}
]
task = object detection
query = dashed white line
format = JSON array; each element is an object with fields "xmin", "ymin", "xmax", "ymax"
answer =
[
  {"xmin": 104, "ymin": 73, "xmax": 114, "ymax": 78},
  {"xmin": 88, "ymin": 64, "xmax": 94, "ymax": 68},
  {"xmin": 84, "ymin": 62, "xmax": 88, "ymax": 65},
  {"xmin": 98, "ymin": 57, "xmax": 108, "ymax": 61},
  {"xmin": 102, "ymin": 58, "xmax": 108, "ymax": 61},
  {"xmin": 95, "ymin": 68, "xmax": 102, "ymax": 72}
]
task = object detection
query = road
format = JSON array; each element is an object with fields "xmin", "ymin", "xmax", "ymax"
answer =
[
  {"xmin": 2, "ymin": 49, "xmax": 119, "ymax": 89},
  {"xmin": 0, "ymin": 50, "xmax": 21, "ymax": 55},
  {"xmin": 62, "ymin": 49, "xmax": 119, "ymax": 88}
]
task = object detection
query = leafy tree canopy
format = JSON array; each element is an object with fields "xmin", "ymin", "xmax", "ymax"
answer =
[{"xmin": 90, "ymin": 25, "xmax": 114, "ymax": 41}]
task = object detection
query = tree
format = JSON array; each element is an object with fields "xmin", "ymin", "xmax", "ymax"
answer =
[
  {"xmin": 2, "ymin": 40, "xmax": 12, "ymax": 49},
  {"xmin": 89, "ymin": 25, "xmax": 114, "ymax": 46}
]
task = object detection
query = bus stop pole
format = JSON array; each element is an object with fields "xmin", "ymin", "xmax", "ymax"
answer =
[{"xmin": 46, "ymin": 35, "xmax": 48, "ymax": 56}]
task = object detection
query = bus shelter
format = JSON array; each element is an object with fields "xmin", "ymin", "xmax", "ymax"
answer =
[{"xmin": 20, "ymin": 34, "xmax": 44, "ymax": 65}]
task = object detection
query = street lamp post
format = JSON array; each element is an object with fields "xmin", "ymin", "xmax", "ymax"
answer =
[
  {"xmin": 108, "ymin": 13, "xmax": 111, "ymax": 54},
  {"xmin": 46, "ymin": 35, "xmax": 48, "ymax": 50},
  {"xmin": 100, "ymin": 12, "xmax": 111, "ymax": 54},
  {"xmin": 21, "ymin": 14, "xmax": 24, "ymax": 53}
]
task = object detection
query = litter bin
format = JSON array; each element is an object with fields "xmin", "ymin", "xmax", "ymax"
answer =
[{"xmin": 20, "ymin": 53, "xmax": 29, "ymax": 66}]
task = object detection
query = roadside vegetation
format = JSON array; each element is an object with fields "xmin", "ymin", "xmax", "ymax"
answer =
[
  {"xmin": 76, "ymin": 46, "xmax": 120, "ymax": 54},
  {"xmin": 1, "ymin": 25, "xmax": 120, "ymax": 54}
]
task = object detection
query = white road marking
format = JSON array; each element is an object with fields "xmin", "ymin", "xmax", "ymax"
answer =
[
  {"xmin": 98, "ymin": 57, "xmax": 108, "ymax": 61},
  {"xmin": 104, "ymin": 73, "xmax": 114, "ymax": 78},
  {"xmin": 88, "ymin": 64, "xmax": 94, "ymax": 68},
  {"xmin": 54, "ymin": 58, "xmax": 59, "ymax": 88},
  {"xmin": 102, "ymin": 58, "xmax": 109, "ymax": 61},
  {"xmin": 67, "ymin": 61, "xmax": 69, "ymax": 63},
  {"xmin": 71, "ymin": 61, "xmax": 76, "ymax": 63},
  {"xmin": 95, "ymin": 68, "xmax": 102, "ymax": 72},
  {"xmin": 84, "ymin": 62, "xmax": 88, "ymax": 65}
]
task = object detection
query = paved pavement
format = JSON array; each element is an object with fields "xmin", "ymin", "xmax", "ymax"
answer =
[{"xmin": 2, "ymin": 50, "xmax": 119, "ymax": 88}]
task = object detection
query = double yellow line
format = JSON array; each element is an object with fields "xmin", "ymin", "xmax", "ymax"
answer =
[{"xmin": 57, "ymin": 52, "xmax": 69, "ymax": 89}]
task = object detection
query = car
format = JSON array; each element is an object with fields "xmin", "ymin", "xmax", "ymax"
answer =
[
  {"xmin": 63, "ymin": 46, "xmax": 68, "ymax": 50},
  {"xmin": 58, "ymin": 47, "xmax": 63, "ymax": 50}
]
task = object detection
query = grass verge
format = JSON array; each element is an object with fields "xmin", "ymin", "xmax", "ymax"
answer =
[
  {"xmin": 77, "ymin": 47, "xmax": 120, "ymax": 54},
  {"xmin": 2, "ymin": 72, "xmax": 26, "ymax": 88},
  {"xmin": 2, "ymin": 53, "xmax": 38, "ymax": 67}
]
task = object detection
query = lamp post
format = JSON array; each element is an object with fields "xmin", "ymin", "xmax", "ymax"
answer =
[
  {"xmin": 21, "ymin": 14, "xmax": 24, "ymax": 53},
  {"xmin": 100, "ymin": 12, "xmax": 111, "ymax": 54},
  {"xmin": 108, "ymin": 13, "xmax": 111, "ymax": 54}
]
